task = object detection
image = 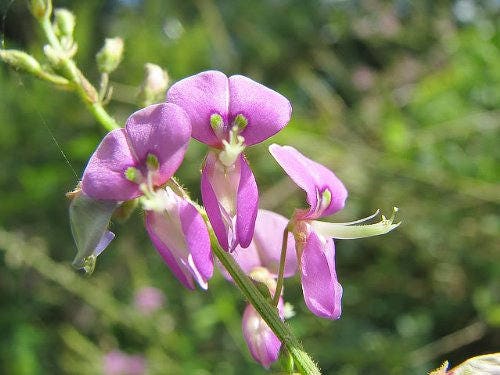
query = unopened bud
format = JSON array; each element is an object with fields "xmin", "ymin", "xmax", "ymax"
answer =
[
  {"xmin": 0, "ymin": 50, "xmax": 42, "ymax": 75},
  {"xmin": 54, "ymin": 9, "xmax": 75, "ymax": 38},
  {"xmin": 242, "ymin": 304, "xmax": 283, "ymax": 368},
  {"xmin": 30, "ymin": 0, "xmax": 52, "ymax": 20},
  {"xmin": 43, "ymin": 44, "xmax": 62, "ymax": 66},
  {"xmin": 137, "ymin": 63, "xmax": 169, "ymax": 106},
  {"xmin": 96, "ymin": 37, "xmax": 124, "ymax": 74}
]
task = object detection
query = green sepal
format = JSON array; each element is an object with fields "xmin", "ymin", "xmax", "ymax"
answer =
[
  {"xmin": 279, "ymin": 347, "xmax": 296, "ymax": 374},
  {"xmin": 69, "ymin": 192, "xmax": 119, "ymax": 273}
]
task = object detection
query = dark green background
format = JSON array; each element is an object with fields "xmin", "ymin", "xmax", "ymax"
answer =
[{"xmin": 0, "ymin": 0, "xmax": 499, "ymax": 373}]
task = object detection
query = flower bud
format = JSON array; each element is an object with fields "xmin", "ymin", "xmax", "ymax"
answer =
[
  {"xmin": 137, "ymin": 63, "xmax": 169, "ymax": 106},
  {"xmin": 96, "ymin": 37, "xmax": 124, "ymax": 74},
  {"xmin": 0, "ymin": 50, "xmax": 42, "ymax": 75},
  {"xmin": 30, "ymin": 0, "xmax": 52, "ymax": 20},
  {"xmin": 242, "ymin": 304, "xmax": 282, "ymax": 368},
  {"xmin": 54, "ymin": 8, "xmax": 75, "ymax": 38},
  {"xmin": 43, "ymin": 44, "xmax": 62, "ymax": 66}
]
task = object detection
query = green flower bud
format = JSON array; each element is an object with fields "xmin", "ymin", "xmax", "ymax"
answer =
[
  {"xmin": 54, "ymin": 8, "xmax": 76, "ymax": 38},
  {"xmin": 0, "ymin": 50, "xmax": 42, "ymax": 75},
  {"xmin": 43, "ymin": 44, "xmax": 62, "ymax": 66},
  {"xmin": 137, "ymin": 63, "xmax": 169, "ymax": 106},
  {"xmin": 96, "ymin": 37, "xmax": 124, "ymax": 74},
  {"xmin": 30, "ymin": 0, "xmax": 52, "ymax": 20}
]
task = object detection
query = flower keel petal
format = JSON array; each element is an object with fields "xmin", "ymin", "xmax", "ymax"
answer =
[
  {"xmin": 236, "ymin": 155, "xmax": 258, "ymax": 249},
  {"xmin": 300, "ymin": 231, "xmax": 342, "ymax": 319}
]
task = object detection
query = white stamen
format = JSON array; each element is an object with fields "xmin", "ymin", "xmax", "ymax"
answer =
[
  {"xmin": 312, "ymin": 207, "xmax": 400, "ymax": 239},
  {"xmin": 218, "ymin": 126, "xmax": 246, "ymax": 167}
]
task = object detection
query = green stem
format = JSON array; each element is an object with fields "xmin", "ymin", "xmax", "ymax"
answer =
[
  {"xmin": 272, "ymin": 228, "xmax": 288, "ymax": 306},
  {"xmin": 211, "ymin": 236, "xmax": 320, "ymax": 374},
  {"xmin": 39, "ymin": 16, "xmax": 119, "ymax": 131},
  {"xmin": 98, "ymin": 72, "xmax": 109, "ymax": 101},
  {"xmin": 37, "ymin": 70, "xmax": 70, "ymax": 86}
]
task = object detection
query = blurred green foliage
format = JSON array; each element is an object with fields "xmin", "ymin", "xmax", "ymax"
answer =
[{"xmin": 0, "ymin": 0, "xmax": 499, "ymax": 373}]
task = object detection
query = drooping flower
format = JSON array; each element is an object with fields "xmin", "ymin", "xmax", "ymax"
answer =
[
  {"xmin": 144, "ymin": 187, "xmax": 213, "ymax": 290},
  {"xmin": 242, "ymin": 299, "xmax": 284, "ymax": 368},
  {"xmin": 221, "ymin": 209, "xmax": 297, "ymax": 368},
  {"xmin": 167, "ymin": 71, "xmax": 292, "ymax": 251},
  {"xmin": 269, "ymin": 144, "xmax": 400, "ymax": 319},
  {"xmin": 78, "ymin": 103, "xmax": 213, "ymax": 289}
]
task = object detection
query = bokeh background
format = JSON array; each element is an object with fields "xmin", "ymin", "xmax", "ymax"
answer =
[{"xmin": 0, "ymin": 0, "xmax": 499, "ymax": 373}]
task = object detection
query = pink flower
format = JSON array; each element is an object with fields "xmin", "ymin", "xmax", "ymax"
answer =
[
  {"xmin": 219, "ymin": 209, "xmax": 297, "ymax": 282},
  {"xmin": 133, "ymin": 286, "xmax": 165, "ymax": 315},
  {"xmin": 79, "ymin": 103, "xmax": 213, "ymax": 289},
  {"xmin": 82, "ymin": 103, "xmax": 190, "ymax": 201},
  {"xmin": 269, "ymin": 144, "xmax": 399, "ymax": 319},
  {"xmin": 144, "ymin": 187, "xmax": 213, "ymax": 290},
  {"xmin": 167, "ymin": 71, "xmax": 291, "ymax": 251},
  {"xmin": 242, "ymin": 299, "xmax": 285, "ymax": 368},
  {"xmin": 103, "ymin": 350, "xmax": 146, "ymax": 375}
]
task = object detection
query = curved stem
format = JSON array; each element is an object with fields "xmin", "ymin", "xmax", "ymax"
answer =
[
  {"xmin": 211, "ymin": 236, "xmax": 320, "ymax": 375},
  {"xmin": 39, "ymin": 17, "xmax": 119, "ymax": 131},
  {"xmin": 272, "ymin": 228, "xmax": 288, "ymax": 306}
]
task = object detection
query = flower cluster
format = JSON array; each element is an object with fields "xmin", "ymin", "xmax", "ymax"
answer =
[{"xmin": 70, "ymin": 70, "xmax": 399, "ymax": 368}]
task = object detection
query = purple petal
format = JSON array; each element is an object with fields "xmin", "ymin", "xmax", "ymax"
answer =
[
  {"xmin": 300, "ymin": 231, "xmax": 342, "ymax": 319},
  {"xmin": 178, "ymin": 199, "xmax": 213, "ymax": 289},
  {"xmin": 93, "ymin": 230, "xmax": 115, "ymax": 257},
  {"xmin": 167, "ymin": 70, "xmax": 229, "ymax": 146},
  {"xmin": 252, "ymin": 210, "xmax": 297, "ymax": 278},
  {"xmin": 229, "ymin": 75, "xmax": 291, "ymax": 146},
  {"xmin": 219, "ymin": 209, "xmax": 297, "ymax": 281},
  {"xmin": 82, "ymin": 129, "xmax": 140, "ymax": 200},
  {"xmin": 125, "ymin": 103, "xmax": 191, "ymax": 186},
  {"xmin": 242, "ymin": 304, "xmax": 282, "ymax": 368},
  {"xmin": 218, "ymin": 241, "xmax": 262, "ymax": 281},
  {"xmin": 269, "ymin": 144, "xmax": 348, "ymax": 220},
  {"xmin": 201, "ymin": 152, "xmax": 229, "ymax": 251},
  {"xmin": 145, "ymin": 211, "xmax": 195, "ymax": 290},
  {"xmin": 236, "ymin": 155, "xmax": 258, "ymax": 249}
]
